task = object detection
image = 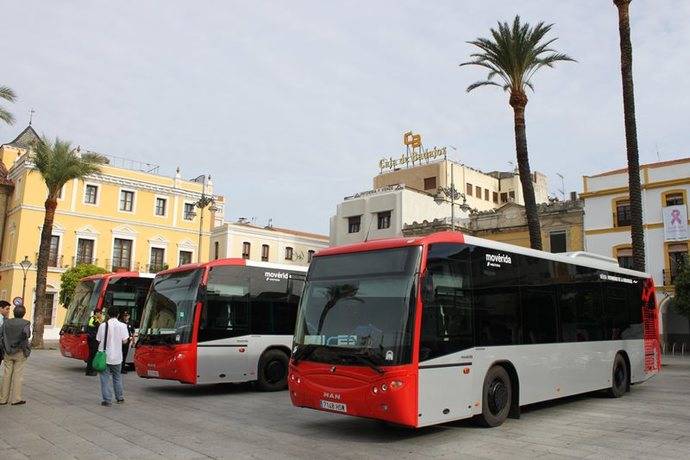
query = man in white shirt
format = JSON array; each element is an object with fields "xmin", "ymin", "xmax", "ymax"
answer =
[{"xmin": 96, "ymin": 307, "xmax": 131, "ymax": 407}]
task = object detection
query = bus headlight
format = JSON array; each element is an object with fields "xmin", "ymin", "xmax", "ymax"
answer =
[{"xmin": 390, "ymin": 380, "xmax": 404, "ymax": 390}]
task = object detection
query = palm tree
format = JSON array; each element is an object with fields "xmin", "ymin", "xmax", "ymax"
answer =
[
  {"xmin": 0, "ymin": 85, "xmax": 17, "ymax": 125},
  {"xmin": 460, "ymin": 16, "xmax": 574, "ymax": 250},
  {"xmin": 30, "ymin": 137, "xmax": 106, "ymax": 348},
  {"xmin": 614, "ymin": 0, "xmax": 645, "ymax": 272}
]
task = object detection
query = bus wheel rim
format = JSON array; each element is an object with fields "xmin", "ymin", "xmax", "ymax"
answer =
[
  {"xmin": 265, "ymin": 360, "xmax": 286, "ymax": 383},
  {"xmin": 488, "ymin": 378, "xmax": 508, "ymax": 415}
]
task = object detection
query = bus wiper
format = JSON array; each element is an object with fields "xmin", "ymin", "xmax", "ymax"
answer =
[
  {"xmin": 338, "ymin": 351, "xmax": 385, "ymax": 375},
  {"xmin": 292, "ymin": 344, "xmax": 316, "ymax": 363}
]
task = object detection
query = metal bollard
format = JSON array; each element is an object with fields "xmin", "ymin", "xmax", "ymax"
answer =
[
  {"xmin": 672, "ymin": 343, "xmax": 676, "ymax": 356},
  {"xmin": 683, "ymin": 343, "xmax": 687, "ymax": 356}
]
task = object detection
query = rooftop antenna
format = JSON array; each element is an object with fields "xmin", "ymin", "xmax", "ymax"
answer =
[
  {"xmin": 29, "ymin": 108, "xmax": 35, "ymax": 126},
  {"xmin": 556, "ymin": 173, "xmax": 565, "ymax": 200},
  {"xmin": 655, "ymin": 142, "xmax": 661, "ymax": 162}
]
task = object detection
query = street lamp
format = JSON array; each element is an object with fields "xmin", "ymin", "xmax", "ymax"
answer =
[
  {"xmin": 194, "ymin": 175, "xmax": 218, "ymax": 263},
  {"xmin": 433, "ymin": 165, "xmax": 472, "ymax": 231},
  {"xmin": 19, "ymin": 256, "xmax": 32, "ymax": 304}
]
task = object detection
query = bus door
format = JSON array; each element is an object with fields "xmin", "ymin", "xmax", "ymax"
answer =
[
  {"xmin": 197, "ymin": 270, "xmax": 251, "ymax": 384},
  {"xmin": 418, "ymin": 244, "xmax": 475, "ymax": 426}
]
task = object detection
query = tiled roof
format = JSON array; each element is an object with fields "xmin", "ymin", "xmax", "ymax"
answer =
[
  {"xmin": 3, "ymin": 125, "xmax": 40, "ymax": 149},
  {"xmin": 588, "ymin": 157, "xmax": 690, "ymax": 178}
]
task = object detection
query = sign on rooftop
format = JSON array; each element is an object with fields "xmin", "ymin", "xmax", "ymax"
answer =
[{"xmin": 378, "ymin": 131, "xmax": 447, "ymax": 172}]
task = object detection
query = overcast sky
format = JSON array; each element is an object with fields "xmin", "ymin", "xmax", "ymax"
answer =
[{"xmin": 2, "ymin": 1, "xmax": 688, "ymax": 234}]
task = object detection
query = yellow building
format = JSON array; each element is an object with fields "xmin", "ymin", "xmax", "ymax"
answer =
[{"xmin": 0, "ymin": 126, "xmax": 224, "ymax": 340}]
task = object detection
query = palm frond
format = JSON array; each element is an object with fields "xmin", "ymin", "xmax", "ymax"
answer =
[
  {"xmin": 466, "ymin": 80, "xmax": 502, "ymax": 92},
  {"xmin": 460, "ymin": 15, "xmax": 574, "ymax": 97},
  {"xmin": 31, "ymin": 136, "xmax": 105, "ymax": 198},
  {"xmin": 0, "ymin": 107, "xmax": 14, "ymax": 125},
  {"xmin": 0, "ymin": 86, "xmax": 16, "ymax": 103}
]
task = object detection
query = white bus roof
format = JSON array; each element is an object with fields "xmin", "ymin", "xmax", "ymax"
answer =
[
  {"xmin": 245, "ymin": 260, "xmax": 308, "ymax": 273},
  {"xmin": 462, "ymin": 234, "xmax": 650, "ymax": 278}
]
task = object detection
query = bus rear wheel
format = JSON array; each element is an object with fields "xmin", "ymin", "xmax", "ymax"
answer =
[
  {"xmin": 608, "ymin": 353, "xmax": 628, "ymax": 398},
  {"xmin": 477, "ymin": 365, "xmax": 512, "ymax": 427},
  {"xmin": 257, "ymin": 349, "xmax": 289, "ymax": 391}
]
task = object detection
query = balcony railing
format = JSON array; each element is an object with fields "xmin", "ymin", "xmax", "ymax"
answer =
[
  {"xmin": 147, "ymin": 263, "xmax": 169, "ymax": 273},
  {"xmin": 106, "ymin": 259, "xmax": 140, "ymax": 272},
  {"xmin": 37, "ymin": 253, "xmax": 65, "ymax": 268},
  {"xmin": 72, "ymin": 256, "xmax": 98, "ymax": 267}
]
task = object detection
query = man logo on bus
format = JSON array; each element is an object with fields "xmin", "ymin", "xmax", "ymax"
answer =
[{"xmin": 485, "ymin": 253, "xmax": 512, "ymax": 268}]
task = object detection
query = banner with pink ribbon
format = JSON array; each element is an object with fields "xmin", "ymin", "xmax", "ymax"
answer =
[{"xmin": 663, "ymin": 205, "xmax": 688, "ymax": 241}]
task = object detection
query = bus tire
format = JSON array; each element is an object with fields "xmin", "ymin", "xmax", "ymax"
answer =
[
  {"xmin": 608, "ymin": 353, "xmax": 628, "ymax": 398},
  {"xmin": 476, "ymin": 365, "xmax": 512, "ymax": 427},
  {"xmin": 257, "ymin": 349, "xmax": 289, "ymax": 391}
]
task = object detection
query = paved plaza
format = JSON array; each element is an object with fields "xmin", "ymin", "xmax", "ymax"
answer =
[{"xmin": 1, "ymin": 350, "xmax": 689, "ymax": 459}]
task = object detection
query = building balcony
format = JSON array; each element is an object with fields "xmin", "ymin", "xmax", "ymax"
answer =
[
  {"xmin": 106, "ymin": 259, "xmax": 140, "ymax": 272},
  {"xmin": 147, "ymin": 263, "xmax": 169, "ymax": 273},
  {"xmin": 72, "ymin": 256, "xmax": 99, "ymax": 267},
  {"xmin": 37, "ymin": 253, "xmax": 65, "ymax": 269}
]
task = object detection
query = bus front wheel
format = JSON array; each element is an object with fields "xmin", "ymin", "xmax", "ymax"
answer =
[
  {"xmin": 477, "ymin": 365, "xmax": 512, "ymax": 427},
  {"xmin": 608, "ymin": 353, "xmax": 628, "ymax": 398},
  {"xmin": 257, "ymin": 349, "xmax": 289, "ymax": 391}
]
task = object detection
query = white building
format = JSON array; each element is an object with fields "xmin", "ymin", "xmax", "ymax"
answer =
[
  {"xmin": 331, "ymin": 155, "xmax": 549, "ymax": 246},
  {"xmin": 212, "ymin": 219, "xmax": 328, "ymax": 266},
  {"xmin": 329, "ymin": 185, "xmax": 457, "ymax": 246},
  {"xmin": 582, "ymin": 158, "xmax": 690, "ymax": 346}
]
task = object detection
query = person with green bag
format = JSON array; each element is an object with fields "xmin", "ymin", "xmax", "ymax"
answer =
[{"xmin": 95, "ymin": 307, "xmax": 131, "ymax": 407}]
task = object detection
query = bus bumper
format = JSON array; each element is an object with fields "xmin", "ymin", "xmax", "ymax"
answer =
[
  {"xmin": 134, "ymin": 344, "xmax": 197, "ymax": 384},
  {"xmin": 59, "ymin": 332, "xmax": 90, "ymax": 361},
  {"xmin": 288, "ymin": 361, "xmax": 418, "ymax": 428}
]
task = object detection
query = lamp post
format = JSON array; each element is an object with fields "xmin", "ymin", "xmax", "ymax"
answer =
[
  {"xmin": 19, "ymin": 256, "xmax": 32, "ymax": 304},
  {"xmin": 434, "ymin": 165, "xmax": 472, "ymax": 231},
  {"xmin": 194, "ymin": 175, "xmax": 218, "ymax": 263}
]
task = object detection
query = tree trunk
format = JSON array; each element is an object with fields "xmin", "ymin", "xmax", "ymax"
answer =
[
  {"xmin": 31, "ymin": 197, "xmax": 57, "ymax": 349},
  {"xmin": 510, "ymin": 91, "xmax": 542, "ymax": 250},
  {"xmin": 615, "ymin": 0, "xmax": 645, "ymax": 272}
]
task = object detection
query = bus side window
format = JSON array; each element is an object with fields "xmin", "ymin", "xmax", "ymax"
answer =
[
  {"xmin": 472, "ymin": 247, "xmax": 520, "ymax": 347},
  {"xmin": 421, "ymin": 244, "xmax": 473, "ymax": 361}
]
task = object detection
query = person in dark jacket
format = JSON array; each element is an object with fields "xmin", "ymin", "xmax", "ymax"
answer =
[
  {"xmin": 0, "ymin": 304, "xmax": 31, "ymax": 405},
  {"xmin": 118, "ymin": 310, "xmax": 135, "ymax": 374},
  {"xmin": 0, "ymin": 300, "xmax": 10, "ymax": 366},
  {"xmin": 85, "ymin": 310, "xmax": 103, "ymax": 376}
]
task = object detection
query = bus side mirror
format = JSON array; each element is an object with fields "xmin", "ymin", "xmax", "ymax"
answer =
[
  {"xmin": 104, "ymin": 292, "xmax": 114, "ymax": 308},
  {"xmin": 421, "ymin": 272, "xmax": 435, "ymax": 305}
]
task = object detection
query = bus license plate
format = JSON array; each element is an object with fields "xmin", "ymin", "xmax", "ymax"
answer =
[
  {"xmin": 147, "ymin": 370, "xmax": 159, "ymax": 377},
  {"xmin": 320, "ymin": 400, "xmax": 347, "ymax": 413}
]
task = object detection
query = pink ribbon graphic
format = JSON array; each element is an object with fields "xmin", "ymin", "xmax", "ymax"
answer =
[{"xmin": 671, "ymin": 209, "xmax": 681, "ymax": 225}]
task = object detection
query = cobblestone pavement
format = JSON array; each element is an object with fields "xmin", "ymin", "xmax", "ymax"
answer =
[{"xmin": 1, "ymin": 350, "xmax": 688, "ymax": 459}]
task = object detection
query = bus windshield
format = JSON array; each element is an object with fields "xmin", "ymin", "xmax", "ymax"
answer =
[
  {"xmin": 64, "ymin": 279, "xmax": 104, "ymax": 328},
  {"xmin": 293, "ymin": 246, "xmax": 421, "ymax": 366},
  {"xmin": 138, "ymin": 269, "xmax": 203, "ymax": 344}
]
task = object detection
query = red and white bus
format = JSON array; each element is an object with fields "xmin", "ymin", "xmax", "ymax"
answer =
[
  {"xmin": 59, "ymin": 272, "xmax": 154, "ymax": 363},
  {"xmin": 289, "ymin": 231, "xmax": 661, "ymax": 428},
  {"xmin": 134, "ymin": 259, "xmax": 306, "ymax": 390}
]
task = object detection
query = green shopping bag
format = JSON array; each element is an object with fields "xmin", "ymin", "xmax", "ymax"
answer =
[{"xmin": 92, "ymin": 321, "xmax": 108, "ymax": 372}]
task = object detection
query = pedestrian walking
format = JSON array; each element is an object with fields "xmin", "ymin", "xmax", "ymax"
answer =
[
  {"xmin": 0, "ymin": 304, "xmax": 31, "ymax": 406},
  {"xmin": 118, "ymin": 310, "xmax": 135, "ymax": 374},
  {"xmin": 0, "ymin": 300, "xmax": 10, "ymax": 366},
  {"xmin": 96, "ymin": 307, "xmax": 130, "ymax": 406},
  {"xmin": 85, "ymin": 309, "xmax": 103, "ymax": 376}
]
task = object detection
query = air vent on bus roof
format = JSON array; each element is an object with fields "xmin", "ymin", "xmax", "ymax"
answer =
[{"xmin": 564, "ymin": 251, "xmax": 620, "ymax": 268}]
